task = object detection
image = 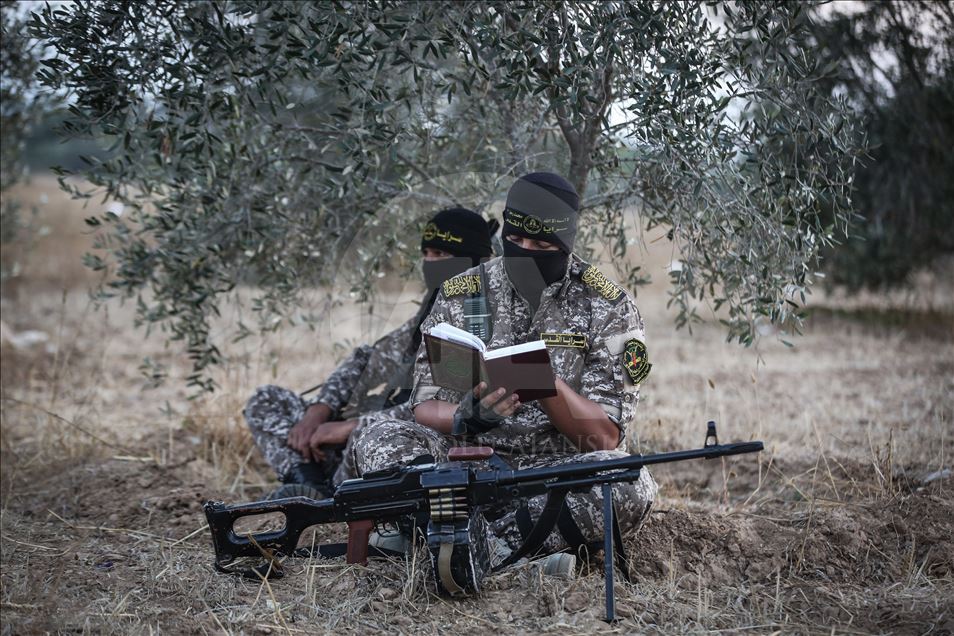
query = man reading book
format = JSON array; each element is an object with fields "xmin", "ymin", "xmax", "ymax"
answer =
[
  {"xmin": 351, "ymin": 172, "xmax": 657, "ymax": 562},
  {"xmin": 243, "ymin": 208, "xmax": 496, "ymax": 499}
]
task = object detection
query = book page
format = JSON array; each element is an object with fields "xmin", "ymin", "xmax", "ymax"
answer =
[
  {"xmin": 482, "ymin": 339, "xmax": 546, "ymax": 360},
  {"xmin": 429, "ymin": 323, "xmax": 487, "ymax": 352}
]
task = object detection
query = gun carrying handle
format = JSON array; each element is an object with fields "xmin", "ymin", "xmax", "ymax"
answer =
[
  {"xmin": 448, "ymin": 446, "xmax": 494, "ymax": 461},
  {"xmin": 346, "ymin": 519, "xmax": 373, "ymax": 565}
]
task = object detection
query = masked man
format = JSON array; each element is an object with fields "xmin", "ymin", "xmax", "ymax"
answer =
[
  {"xmin": 351, "ymin": 172, "xmax": 656, "ymax": 561},
  {"xmin": 244, "ymin": 208, "xmax": 496, "ymax": 498}
]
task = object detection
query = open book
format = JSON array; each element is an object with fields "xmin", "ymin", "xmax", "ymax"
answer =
[{"xmin": 423, "ymin": 323, "xmax": 558, "ymax": 402}]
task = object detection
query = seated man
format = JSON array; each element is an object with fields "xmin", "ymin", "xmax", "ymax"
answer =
[
  {"xmin": 244, "ymin": 208, "xmax": 496, "ymax": 498},
  {"xmin": 351, "ymin": 172, "xmax": 656, "ymax": 561}
]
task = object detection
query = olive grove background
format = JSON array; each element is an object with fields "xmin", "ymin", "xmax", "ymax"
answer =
[
  {"xmin": 2, "ymin": 4, "xmax": 953, "ymax": 633},
  {"xmin": 4, "ymin": 0, "xmax": 951, "ymax": 390}
]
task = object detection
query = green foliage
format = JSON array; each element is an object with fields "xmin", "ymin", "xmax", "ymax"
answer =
[
  {"xmin": 810, "ymin": 1, "xmax": 954, "ymax": 289},
  {"xmin": 1, "ymin": 0, "xmax": 55, "ymax": 283},
  {"xmin": 29, "ymin": 1, "xmax": 864, "ymax": 390}
]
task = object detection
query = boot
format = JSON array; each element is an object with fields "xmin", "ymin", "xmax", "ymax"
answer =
[
  {"xmin": 267, "ymin": 482, "xmax": 326, "ymax": 500},
  {"xmin": 275, "ymin": 462, "xmax": 335, "ymax": 498}
]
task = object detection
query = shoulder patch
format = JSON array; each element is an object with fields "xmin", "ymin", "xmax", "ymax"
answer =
[
  {"xmin": 581, "ymin": 265, "xmax": 624, "ymax": 303},
  {"xmin": 622, "ymin": 338, "xmax": 651, "ymax": 384},
  {"xmin": 442, "ymin": 274, "xmax": 481, "ymax": 297}
]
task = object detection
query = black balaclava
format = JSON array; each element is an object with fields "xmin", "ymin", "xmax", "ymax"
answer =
[
  {"xmin": 501, "ymin": 172, "xmax": 579, "ymax": 311},
  {"xmin": 414, "ymin": 207, "xmax": 496, "ymax": 353},
  {"xmin": 420, "ymin": 206, "xmax": 495, "ymax": 292}
]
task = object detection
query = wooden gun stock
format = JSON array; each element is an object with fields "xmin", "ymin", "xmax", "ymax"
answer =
[{"xmin": 346, "ymin": 519, "xmax": 373, "ymax": 565}]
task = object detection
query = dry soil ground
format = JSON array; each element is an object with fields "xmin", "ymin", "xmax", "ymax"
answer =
[{"xmin": 1, "ymin": 177, "xmax": 952, "ymax": 634}]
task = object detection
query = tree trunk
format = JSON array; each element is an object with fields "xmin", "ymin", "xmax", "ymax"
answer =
[{"xmin": 568, "ymin": 152, "xmax": 591, "ymax": 199}]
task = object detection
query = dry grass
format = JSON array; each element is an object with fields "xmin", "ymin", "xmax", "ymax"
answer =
[{"xmin": 1, "ymin": 178, "xmax": 952, "ymax": 634}]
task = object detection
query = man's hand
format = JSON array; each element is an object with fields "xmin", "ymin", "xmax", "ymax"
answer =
[
  {"xmin": 308, "ymin": 419, "xmax": 359, "ymax": 460},
  {"xmin": 452, "ymin": 382, "xmax": 520, "ymax": 436},
  {"xmin": 287, "ymin": 403, "xmax": 333, "ymax": 460},
  {"xmin": 475, "ymin": 383, "xmax": 520, "ymax": 419}
]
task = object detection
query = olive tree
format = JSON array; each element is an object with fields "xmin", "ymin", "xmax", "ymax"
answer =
[
  {"xmin": 1, "ymin": 0, "xmax": 56, "ymax": 287},
  {"xmin": 30, "ymin": 0, "xmax": 863, "ymax": 391},
  {"xmin": 809, "ymin": 1, "xmax": 954, "ymax": 289}
]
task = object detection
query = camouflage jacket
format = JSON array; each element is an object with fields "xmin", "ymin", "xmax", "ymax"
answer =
[
  {"xmin": 308, "ymin": 310, "xmax": 419, "ymax": 419},
  {"xmin": 410, "ymin": 254, "xmax": 650, "ymax": 455}
]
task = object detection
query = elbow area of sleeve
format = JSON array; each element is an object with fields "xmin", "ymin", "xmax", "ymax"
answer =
[
  {"xmin": 591, "ymin": 400, "xmax": 626, "ymax": 446},
  {"xmin": 592, "ymin": 399, "xmax": 623, "ymax": 427},
  {"xmin": 311, "ymin": 390, "xmax": 344, "ymax": 414},
  {"xmin": 410, "ymin": 383, "xmax": 441, "ymax": 408}
]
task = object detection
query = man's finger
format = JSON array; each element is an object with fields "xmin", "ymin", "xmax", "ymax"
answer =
[
  {"xmin": 479, "ymin": 387, "xmax": 506, "ymax": 410},
  {"xmin": 310, "ymin": 441, "xmax": 325, "ymax": 461},
  {"xmin": 472, "ymin": 381, "xmax": 487, "ymax": 399},
  {"xmin": 292, "ymin": 425, "xmax": 308, "ymax": 449},
  {"xmin": 492, "ymin": 393, "xmax": 517, "ymax": 412},
  {"xmin": 494, "ymin": 394, "xmax": 519, "ymax": 417},
  {"xmin": 309, "ymin": 431, "xmax": 328, "ymax": 458},
  {"xmin": 504, "ymin": 396, "xmax": 520, "ymax": 416}
]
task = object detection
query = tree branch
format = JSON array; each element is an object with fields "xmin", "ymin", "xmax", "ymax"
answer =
[{"xmin": 884, "ymin": 3, "xmax": 925, "ymax": 89}]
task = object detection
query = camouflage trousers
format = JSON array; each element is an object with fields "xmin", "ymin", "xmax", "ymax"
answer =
[
  {"xmin": 243, "ymin": 385, "xmax": 359, "ymax": 487},
  {"xmin": 351, "ymin": 417, "xmax": 657, "ymax": 556}
]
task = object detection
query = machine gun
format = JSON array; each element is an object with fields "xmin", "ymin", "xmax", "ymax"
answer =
[{"xmin": 205, "ymin": 422, "xmax": 762, "ymax": 621}]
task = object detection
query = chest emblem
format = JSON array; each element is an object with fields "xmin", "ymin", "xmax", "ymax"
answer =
[
  {"xmin": 541, "ymin": 332, "xmax": 588, "ymax": 349},
  {"xmin": 581, "ymin": 265, "xmax": 623, "ymax": 303},
  {"xmin": 623, "ymin": 338, "xmax": 651, "ymax": 384},
  {"xmin": 442, "ymin": 274, "xmax": 481, "ymax": 297}
]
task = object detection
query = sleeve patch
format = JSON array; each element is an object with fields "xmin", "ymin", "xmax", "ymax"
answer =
[
  {"xmin": 442, "ymin": 274, "xmax": 481, "ymax": 297},
  {"xmin": 622, "ymin": 338, "xmax": 652, "ymax": 384},
  {"xmin": 541, "ymin": 332, "xmax": 588, "ymax": 348},
  {"xmin": 581, "ymin": 265, "xmax": 623, "ymax": 303}
]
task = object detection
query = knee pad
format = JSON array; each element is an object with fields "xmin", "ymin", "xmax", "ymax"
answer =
[{"xmin": 244, "ymin": 385, "xmax": 302, "ymax": 423}]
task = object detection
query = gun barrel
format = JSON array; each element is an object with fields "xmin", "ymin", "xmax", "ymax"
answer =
[{"xmin": 496, "ymin": 441, "xmax": 764, "ymax": 486}]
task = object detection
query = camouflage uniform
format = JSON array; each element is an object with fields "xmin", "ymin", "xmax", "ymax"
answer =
[
  {"xmin": 244, "ymin": 313, "xmax": 418, "ymax": 486},
  {"xmin": 352, "ymin": 254, "xmax": 657, "ymax": 554}
]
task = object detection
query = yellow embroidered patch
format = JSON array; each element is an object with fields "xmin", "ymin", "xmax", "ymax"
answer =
[
  {"xmin": 423, "ymin": 222, "xmax": 463, "ymax": 244},
  {"xmin": 524, "ymin": 215, "xmax": 543, "ymax": 234},
  {"xmin": 541, "ymin": 332, "xmax": 588, "ymax": 348},
  {"xmin": 622, "ymin": 338, "xmax": 651, "ymax": 384},
  {"xmin": 581, "ymin": 265, "xmax": 623, "ymax": 303},
  {"xmin": 504, "ymin": 208, "xmax": 572, "ymax": 235},
  {"xmin": 442, "ymin": 274, "xmax": 481, "ymax": 296}
]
